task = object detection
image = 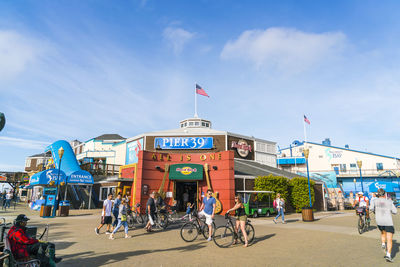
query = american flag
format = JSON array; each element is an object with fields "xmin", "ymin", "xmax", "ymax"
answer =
[
  {"xmin": 304, "ymin": 115, "xmax": 310, "ymax": 125},
  {"xmin": 196, "ymin": 84, "xmax": 209, "ymax": 97}
]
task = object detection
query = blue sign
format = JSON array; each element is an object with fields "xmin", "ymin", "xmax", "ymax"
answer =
[
  {"xmin": 126, "ymin": 138, "xmax": 144, "ymax": 164},
  {"xmin": 68, "ymin": 170, "xmax": 94, "ymax": 184},
  {"xmin": 154, "ymin": 137, "xmax": 213, "ymax": 150},
  {"xmin": 29, "ymin": 169, "xmax": 67, "ymax": 186}
]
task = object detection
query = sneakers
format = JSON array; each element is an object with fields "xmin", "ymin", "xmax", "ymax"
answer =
[
  {"xmin": 282, "ymin": 221, "xmax": 287, "ymax": 224},
  {"xmin": 273, "ymin": 219, "xmax": 277, "ymax": 224},
  {"xmin": 95, "ymin": 228, "xmax": 99, "ymax": 235},
  {"xmin": 105, "ymin": 231, "xmax": 111, "ymax": 235},
  {"xmin": 125, "ymin": 235, "xmax": 131, "ymax": 239},
  {"xmin": 384, "ymin": 255, "xmax": 393, "ymax": 263},
  {"xmin": 382, "ymin": 243, "xmax": 386, "ymax": 251},
  {"xmin": 109, "ymin": 234, "xmax": 115, "ymax": 240},
  {"xmin": 207, "ymin": 237, "xmax": 212, "ymax": 241}
]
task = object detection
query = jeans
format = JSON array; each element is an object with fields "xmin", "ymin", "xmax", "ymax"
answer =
[
  {"xmin": 4, "ymin": 199, "xmax": 10, "ymax": 208},
  {"xmin": 112, "ymin": 219, "xmax": 128, "ymax": 234},
  {"xmin": 112, "ymin": 210, "xmax": 119, "ymax": 227},
  {"xmin": 275, "ymin": 208, "xmax": 285, "ymax": 221}
]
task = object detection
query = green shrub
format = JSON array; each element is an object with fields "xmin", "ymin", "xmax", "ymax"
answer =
[
  {"xmin": 254, "ymin": 175, "xmax": 290, "ymax": 203},
  {"xmin": 289, "ymin": 177, "xmax": 315, "ymax": 212}
]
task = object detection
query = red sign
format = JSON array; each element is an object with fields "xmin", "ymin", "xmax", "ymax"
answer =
[{"xmin": 0, "ymin": 176, "xmax": 6, "ymax": 182}]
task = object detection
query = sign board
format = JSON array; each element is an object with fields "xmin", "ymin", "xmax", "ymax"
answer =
[
  {"xmin": 154, "ymin": 137, "xmax": 213, "ymax": 150},
  {"xmin": 0, "ymin": 175, "xmax": 7, "ymax": 182},
  {"xmin": 126, "ymin": 138, "xmax": 144, "ymax": 164},
  {"xmin": 169, "ymin": 164, "xmax": 204, "ymax": 180}
]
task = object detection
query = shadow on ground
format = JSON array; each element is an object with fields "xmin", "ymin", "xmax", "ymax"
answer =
[{"xmin": 58, "ymin": 243, "xmax": 207, "ymax": 266}]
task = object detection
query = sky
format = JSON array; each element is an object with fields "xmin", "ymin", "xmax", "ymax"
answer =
[{"xmin": 1, "ymin": 0, "xmax": 400, "ymax": 171}]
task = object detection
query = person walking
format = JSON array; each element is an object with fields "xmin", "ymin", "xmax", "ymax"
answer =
[
  {"xmin": 95, "ymin": 193, "xmax": 113, "ymax": 235},
  {"xmin": 273, "ymin": 193, "xmax": 286, "ymax": 224},
  {"xmin": 5, "ymin": 191, "xmax": 12, "ymax": 209},
  {"xmin": 110, "ymin": 199, "xmax": 130, "ymax": 239},
  {"xmin": 112, "ymin": 193, "xmax": 122, "ymax": 229},
  {"xmin": 145, "ymin": 192, "xmax": 156, "ymax": 232},
  {"xmin": 370, "ymin": 188, "xmax": 397, "ymax": 263},
  {"xmin": 199, "ymin": 189, "xmax": 216, "ymax": 241},
  {"xmin": 226, "ymin": 195, "xmax": 249, "ymax": 247}
]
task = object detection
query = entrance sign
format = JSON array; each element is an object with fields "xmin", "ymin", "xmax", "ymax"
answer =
[
  {"xmin": 169, "ymin": 164, "xmax": 204, "ymax": 180},
  {"xmin": 154, "ymin": 137, "xmax": 213, "ymax": 150}
]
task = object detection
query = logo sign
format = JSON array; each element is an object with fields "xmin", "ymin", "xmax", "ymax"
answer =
[
  {"xmin": 0, "ymin": 175, "xmax": 7, "ymax": 182},
  {"xmin": 176, "ymin": 167, "xmax": 197, "ymax": 175},
  {"xmin": 126, "ymin": 138, "xmax": 143, "ymax": 165},
  {"xmin": 375, "ymin": 182, "xmax": 386, "ymax": 189},
  {"xmin": 231, "ymin": 139, "xmax": 252, "ymax": 158},
  {"xmin": 154, "ymin": 137, "xmax": 213, "ymax": 150},
  {"xmin": 169, "ymin": 164, "xmax": 203, "ymax": 180}
]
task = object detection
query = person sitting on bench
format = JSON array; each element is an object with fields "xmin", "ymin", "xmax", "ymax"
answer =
[{"xmin": 8, "ymin": 214, "xmax": 62, "ymax": 265}]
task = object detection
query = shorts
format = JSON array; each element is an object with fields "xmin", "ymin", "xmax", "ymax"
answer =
[
  {"xmin": 236, "ymin": 215, "xmax": 247, "ymax": 222},
  {"xmin": 148, "ymin": 213, "xmax": 155, "ymax": 226},
  {"xmin": 378, "ymin": 225, "xmax": 395, "ymax": 234},
  {"xmin": 102, "ymin": 216, "xmax": 112, "ymax": 225},
  {"xmin": 199, "ymin": 210, "xmax": 213, "ymax": 226}
]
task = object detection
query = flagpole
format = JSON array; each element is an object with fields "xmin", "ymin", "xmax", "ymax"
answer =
[
  {"xmin": 194, "ymin": 83, "xmax": 198, "ymax": 118},
  {"xmin": 303, "ymin": 116, "xmax": 307, "ymax": 148}
]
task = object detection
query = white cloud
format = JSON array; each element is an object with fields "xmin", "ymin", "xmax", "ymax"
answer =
[
  {"xmin": 221, "ymin": 27, "xmax": 347, "ymax": 72},
  {"xmin": 0, "ymin": 30, "xmax": 37, "ymax": 81},
  {"xmin": 0, "ymin": 137, "xmax": 50, "ymax": 150},
  {"xmin": 0, "ymin": 163, "xmax": 24, "ymax": 172},
  {"xmin": 163, "ymin": 27, "xmax": 195, "ymax": 54}
]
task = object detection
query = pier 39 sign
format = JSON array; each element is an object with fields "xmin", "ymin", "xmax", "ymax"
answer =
[{"xmin": 154, "ymin": 137, "xmax": 213, "ymax": 150}]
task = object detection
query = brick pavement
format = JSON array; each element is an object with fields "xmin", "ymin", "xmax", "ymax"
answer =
[{"xmin": 1, "ymin": 204, "xmax": 398, "ymax": 267}]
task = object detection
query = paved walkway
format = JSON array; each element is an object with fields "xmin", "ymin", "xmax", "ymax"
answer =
[{"xmin": 1, "ymin": 204, "xmax": 398, "ymax": 266}]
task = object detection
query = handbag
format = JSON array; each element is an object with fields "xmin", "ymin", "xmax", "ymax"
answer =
[{"xmin": 121, "ymin": 214, "xmax": 127, "ymax": 222}]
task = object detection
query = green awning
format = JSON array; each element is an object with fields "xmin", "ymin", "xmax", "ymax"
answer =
[{"xmin": 169, "ymin": 164, "xmax": 203, "ymax": 180}]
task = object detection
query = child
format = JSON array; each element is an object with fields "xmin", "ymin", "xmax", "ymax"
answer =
[{"xmin": 182, "ymin": 202, "xmax": 194, "ymax": 221}]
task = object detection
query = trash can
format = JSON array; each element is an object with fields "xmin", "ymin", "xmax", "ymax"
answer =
[
  {"xmin": 40, "ymin": 205, "xmax": 52, "ymax": 217},
  {"xmin": 302, "ymin": 207, "xmax": 314, "ymax": 222},
  {"xmin": 58, "ymin": 200, "xmax": 70, "ymax": 217}
]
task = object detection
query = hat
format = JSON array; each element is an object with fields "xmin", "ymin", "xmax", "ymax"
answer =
[
  {"xmin": 15, "ymin": 214, "xmax": 30, "ymax": 222},
  {"xmin": 358, "ymin": 192, "xmax": 363, "ymax": 195}
]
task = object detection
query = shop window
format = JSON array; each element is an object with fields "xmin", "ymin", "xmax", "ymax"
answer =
[
  {"xmin": 376, "ymin": 163, "xmax": 383, "ymax": 171},
  {"xmin": 100, "ymin": 186, "xmax": 116, "ymax": 200}
]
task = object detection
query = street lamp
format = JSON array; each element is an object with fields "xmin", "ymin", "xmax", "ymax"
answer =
[
  {"xmin": 357, "ymin": 160, "xmax": 363, "ymax": 194},
  {"xmin": 353, "ymin": 178, "xmax": 357, "ymax": 192},
  {"xmin": 303, "ymin": 148, "xmax": 312, "ymax": 208},
  {"xmin": 52, "ymin": 147, "xmax": 64, "ymax": 217}
]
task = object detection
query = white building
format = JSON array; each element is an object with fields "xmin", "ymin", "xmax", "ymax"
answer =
[{"xmin": 278, "ymin": 139, "xmax": 400, "ymax": 197}]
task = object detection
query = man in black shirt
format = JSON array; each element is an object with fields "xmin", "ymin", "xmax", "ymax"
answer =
[{"xmin": 145, "ymin": 191, "xmax": 156, "ymax": 232}]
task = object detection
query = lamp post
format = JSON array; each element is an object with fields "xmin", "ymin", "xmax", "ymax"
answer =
[
  {"xmin": 303, "ymin": 148, "xmax": 312, "ymax": 208},
  {"xmin": 353, "ymin": 178, "xmax": 357, "ymax": 192},
  {"xmin": 52, "ymin": 147, "xmax": 64, "ymax": 217},
  {"xmin": 357, "ymin": 160, "xmax": 363, "ymax": 194}
]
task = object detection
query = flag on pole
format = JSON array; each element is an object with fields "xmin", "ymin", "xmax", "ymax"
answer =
[
  {"xmin": 304, "ymin": 115, "xmax": 310, "ymax": 125},
  {"xmin": 196, "ymin": 84, "xmax": 209, "ymax": 97}
]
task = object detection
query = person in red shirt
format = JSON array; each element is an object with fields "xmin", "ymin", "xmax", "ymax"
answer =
[{"xmin": 8, "ymin": 214, "xmax": 62, "ymax": 265}]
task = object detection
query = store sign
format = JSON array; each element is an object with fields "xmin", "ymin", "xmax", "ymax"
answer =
[
  {"xmin": 0, "ymin": 175, "xmax": 7, "ymax": 182},
  {"xmin": 126, "ymin": 138, "xmax": 143, "ymax": 164},
  {"xmin": 231, "ymin": 139, "xmax": 252, "ymax": 158},
  {"xmin": 169, "ymin": 164, "xmax": 203, "ymax": 180},
  {"xmin": 154, "ymin": 137, "xmax": 213, "ymax": 150}
]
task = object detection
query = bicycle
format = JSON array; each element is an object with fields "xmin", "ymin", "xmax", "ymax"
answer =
[
  {"xmin": 180, "ymin": 211, "xmax": 216, "ymax": 242},
  {"xmin": 356, "ymin": 206, "xmax": 370, "ymax": 234},
  {"xmin": 127, "ymin": 203, "xmax": 146, "ymax": 228},
  {"xmin": 155, "ymin": 209, "xmax": 169, "ymax": 230},
  {"xmin": 213, "ymin": 213, "xmax": 255, "ymax": 248}
]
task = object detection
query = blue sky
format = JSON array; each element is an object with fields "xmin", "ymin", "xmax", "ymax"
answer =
[{"xmin": 1, "ymin": 0, "xmax": 400, "ymax": 171}]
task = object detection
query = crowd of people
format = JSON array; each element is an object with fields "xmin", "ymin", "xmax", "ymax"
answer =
[{"xmin": 0, "ymin": 190, "xmax": 17, "ymax": 209}]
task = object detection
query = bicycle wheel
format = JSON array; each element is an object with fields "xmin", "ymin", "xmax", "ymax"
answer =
[
  {"xmin": 158, "ymin": 213, "xmax": 169, "ymax": 229},
  {"xmin": 180, "ymin": 222, "xmax": 199, "ymax": 242},
  {"xmin": 135, "ymin": 212, "xmax": 144, "ymax": 224},
  {"xmin": 213, "ymin": 226, "xmax": 234, "ymax": 248},
  {"xmin": 238, "ymin": 223, "xmax": 255, "ymax": 244},
  {"xmin": 358, "ymin": 215, "xmax": 364, "ymax": 234},
  {"xmin": 127, "ymin": 215, "xmax": 135, "ymax": 228},
  {"xmin": 202, "ymin": 221, "xmax": 216, "ymax": 239}
]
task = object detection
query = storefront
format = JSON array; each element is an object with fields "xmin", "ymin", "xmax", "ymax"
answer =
[{"xmin": 120, "ymin": 150, "xmax": 235, "ymax": 213}]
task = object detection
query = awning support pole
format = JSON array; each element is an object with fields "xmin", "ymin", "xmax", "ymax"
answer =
[{"xmin": 88, "ymin": 185, "xmax": 92, "ymax": 209}]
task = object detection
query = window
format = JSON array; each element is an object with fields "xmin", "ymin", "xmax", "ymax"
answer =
[
  {"xmin": 340, "ymin": 164, "xmax": 347, "ymax": 173},
  {"xmin": 206, "ymin": 123, "xmax": 209, "ymax": 127},
  {"xmin": 202, "ymin": 122, "xmax": 206, "ymax": 126},
  {"xmin": 376, "ymin": 163, "xmax": 383, "ymax": 171},
  {"xmin": 25, "ymin": 159, "xmax": 31, "ymax": 168},
  {"xmin": 195, "ymin": 122, "xmax": 200, "ymax": 126},
  {"xmin": 350, "ymin": 163, "xmax": 357, "ymax": 174},
  {"xmin": 181, "ymin": 123, "xmax": 184, "ymax": 128},
  {"xmin": 100, "ymin": 186, "xmax": 116, "ymax": 200},
  {"xmin": 189, "ymin": 122, "xmax": 194, "ymax": 126}
]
